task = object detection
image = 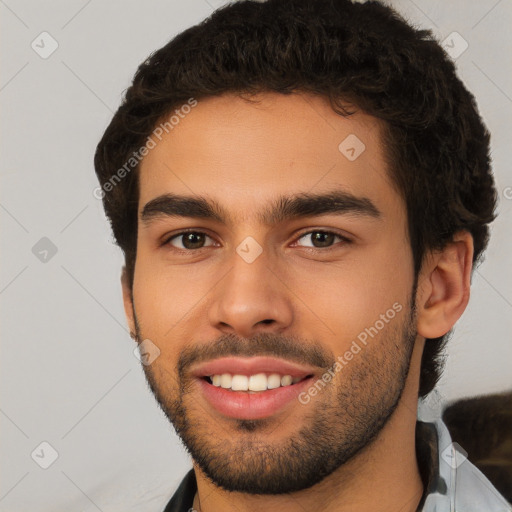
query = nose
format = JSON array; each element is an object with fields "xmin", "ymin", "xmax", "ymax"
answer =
[{"xmin": 208, "ymin": 247, "xmax": 294, "ymax": 339}]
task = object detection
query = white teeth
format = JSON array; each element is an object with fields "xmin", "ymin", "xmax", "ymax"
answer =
[
  {"xmin": 209, "ymin": 372, "xmax": 305, "ymax": 391},
  {"xmin": 231, "ymin": 374, "xmax": 249, "ymax": 391},
  {"xmin": 220, "ymin": 373, "xmax": 232, "ymax": 389},
  {"xmin": 267, "ymin": 374, "xmax": 282, "ymax": 389},
  {"xmin": 248, "ymin": 373, "xmax": 267, "ymax": 391},
  {"xmin": 281, "ymin": 375, "xmax": 293, "ymax": 386}
]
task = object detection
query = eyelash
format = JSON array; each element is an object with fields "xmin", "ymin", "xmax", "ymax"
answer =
[{"xmin": 162, "ymin": 229, "xmax": 352, "ymax": 252}]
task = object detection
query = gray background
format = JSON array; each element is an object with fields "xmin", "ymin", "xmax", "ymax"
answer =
[{"xmin": 1, "ymin": 0, "xmax": 511, "ymax": 510}]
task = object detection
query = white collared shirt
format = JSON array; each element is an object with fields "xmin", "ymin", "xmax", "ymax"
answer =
[{"xmin": 418, "ymin": 398, "xmax": 511, "ymax": 511}]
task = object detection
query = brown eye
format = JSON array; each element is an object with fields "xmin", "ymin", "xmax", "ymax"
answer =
[
  {"xmin": 296, "ymin": 230, "xmax": 349, "ymax": 249},
  {"xmin": 166, "ymin": 231, "xmax": 215, "ymax": 250}
]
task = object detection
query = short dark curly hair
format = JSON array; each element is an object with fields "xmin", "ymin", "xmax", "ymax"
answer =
[{"xmin": 94, "ymin": 0, "xmax": 497, "ymax": 398}]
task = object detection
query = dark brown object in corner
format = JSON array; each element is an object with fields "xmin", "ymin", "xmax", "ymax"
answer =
[{"xmin": 442, "ymin": 391, "xmax": 512, "ymax": 503}]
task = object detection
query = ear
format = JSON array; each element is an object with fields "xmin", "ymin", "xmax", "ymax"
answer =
[
  {"xmin": 416, "ymin": 231, "xmax": 474, "ymax": 339},
  {"xmin": 121, "ymin": 266, "xmax": 136, "ymax": 338}
]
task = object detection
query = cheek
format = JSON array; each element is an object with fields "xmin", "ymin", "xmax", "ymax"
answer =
[
  {"xmin": 132, "ymin": 253, "xmax": 210, "ymax": 343},
  {"xmin": 295, "ymin": 242, "xmax": 412, "ymax": 345}
]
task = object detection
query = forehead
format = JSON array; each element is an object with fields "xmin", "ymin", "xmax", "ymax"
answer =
[{"xmin": 137, "ymin": 92, "xmax": 402, "ymax": 223}]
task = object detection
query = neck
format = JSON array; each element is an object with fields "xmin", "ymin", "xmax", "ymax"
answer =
[{"xmin": 193, "ymin": 341, "xmax": 425, "ymax": 512}]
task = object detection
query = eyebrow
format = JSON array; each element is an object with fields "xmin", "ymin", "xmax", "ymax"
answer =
[{"xmin": 140, "ymin": 191, "xmax": 382, "ymax": 226}]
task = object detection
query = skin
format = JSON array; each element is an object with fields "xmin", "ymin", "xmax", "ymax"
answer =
[{"xmin": 121, "ymin": 92, "xmax": 473, "ymax": 512}]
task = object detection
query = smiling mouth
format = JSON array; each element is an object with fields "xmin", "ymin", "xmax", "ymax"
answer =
[{"xmin": 201, "ymin": 373, "xmax": 314, "ymax": 393}]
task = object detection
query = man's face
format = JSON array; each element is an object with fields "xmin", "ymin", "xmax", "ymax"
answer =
[{"xmin": 126, "ymin": 92, "xmax": 419, "ymax": 493}]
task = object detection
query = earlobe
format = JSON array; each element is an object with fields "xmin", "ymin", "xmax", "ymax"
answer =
[
  {"xmin": 121, "ymin": 266, "xmax": 136, "ymax": 339},
  {"xmin": 416, "ymin": 231, "xmax": 474, "ymax": 339}
]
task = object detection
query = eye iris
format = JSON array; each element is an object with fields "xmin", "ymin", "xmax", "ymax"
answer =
[
  {"xmin": 176, "ymin": 232, "xmax": 338, "ymax": 249},
  {"xmin": 183, "ymin": 232, "xmax": 205, "ymax": 249},
  {"xmin": 312, "ymin": 231, "xmax": 335, "ymax": 247}
]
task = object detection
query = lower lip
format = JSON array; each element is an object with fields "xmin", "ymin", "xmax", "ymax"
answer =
[{"xmin": 197, "ymin": 377, "xmax": 314, "ymax": 420}]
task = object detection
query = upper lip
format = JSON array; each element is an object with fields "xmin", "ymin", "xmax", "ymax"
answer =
[{"xmin": 191, "ymin": 356, "xmax": 318, "ymax": 379}]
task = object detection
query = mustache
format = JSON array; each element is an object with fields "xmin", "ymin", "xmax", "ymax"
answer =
[{"xmin": 177, "ymin": 332, "xmax": 336, "ymax": 377}]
